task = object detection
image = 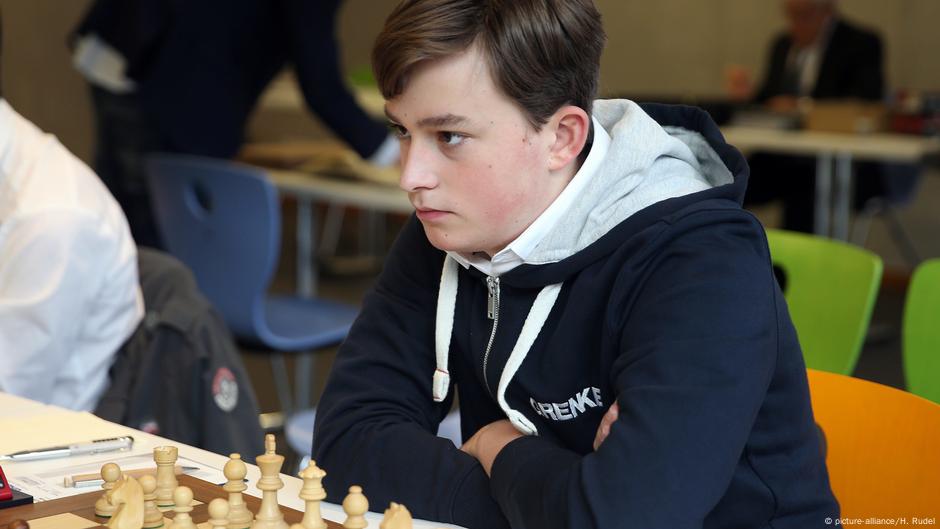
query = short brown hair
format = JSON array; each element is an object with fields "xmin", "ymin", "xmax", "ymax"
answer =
[{"xmin": 373, "ymin": 0, "xmax": 606, "ymax": 130}]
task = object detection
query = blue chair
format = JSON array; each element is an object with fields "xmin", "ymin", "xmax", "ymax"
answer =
[{"xmin": 145, "ymin": 154, "xmax": 359, "ymax": 425}]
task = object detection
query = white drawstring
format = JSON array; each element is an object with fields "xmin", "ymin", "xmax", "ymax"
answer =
[
  {"xmin": 432, "ymin": 255, "xmax": 458, "ymax": 402},
  {"xmin": 432, "ymin": 257, "xmax": 563, "ymax": 436},
  {"xmin": 496, "ymin": 283, "xmax": 562, "ymax": 436}
]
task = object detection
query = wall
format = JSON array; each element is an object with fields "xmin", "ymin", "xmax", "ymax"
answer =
[
  {"xmin": 1, "ymin": 0, "xmax": 939, "ymax": 161},
  {"xmin": 0, "ymin": 0, "xmax": 95, "ymax": 161}
]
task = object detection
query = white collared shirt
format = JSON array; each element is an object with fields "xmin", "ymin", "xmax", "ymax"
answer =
[
  {"xmin": 448, "ymin": 117, "xmax": 611, "ymax": 277},
  {"xmin": 791, "ymin": 19, "xmax": 837, "ymax": 97},
  {"xmin": 0, "ymin": 99, "xmax": 144, "ymax": 411}
]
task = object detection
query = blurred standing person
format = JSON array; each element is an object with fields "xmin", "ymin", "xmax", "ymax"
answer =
[{"xmin": 72, "ymin": 0, "xmax": 397, "ymax": 248}]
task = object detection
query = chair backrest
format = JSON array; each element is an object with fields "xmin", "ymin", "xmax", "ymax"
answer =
[
  {"xmin": 766, "ymin": 229, "xmax": 883, "ymax": 375},
  {"xmin": 807, "ymin": 369, "xmax": 940, "ymax": 518},
  {"xmin": 145, "ymin": 154, "xmax": 280, "ymax": 339},
  {"xmin": 903, "ymin": 258, "xmax": 940, "ymax": 404}
]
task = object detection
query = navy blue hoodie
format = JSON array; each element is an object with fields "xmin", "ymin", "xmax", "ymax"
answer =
[{"xmin": 313, "ymin": 101, "xmax": 839, "ymax": 528}]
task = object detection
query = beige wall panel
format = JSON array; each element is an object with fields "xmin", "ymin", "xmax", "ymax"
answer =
[{"xmin": 0, "ymin": 0, "xmax": 95, "ymax": 162}]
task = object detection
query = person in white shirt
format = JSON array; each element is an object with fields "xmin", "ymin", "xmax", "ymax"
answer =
[{"xmin": 0, "ymin": 97, "xmax": 144, "ymax": 411}]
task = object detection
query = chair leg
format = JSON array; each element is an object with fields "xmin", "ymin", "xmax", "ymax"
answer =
[
  {"xmin": 270, "ymin": 353, "xmax": 293, "ymax": 416},
  {"xmin": 882, "ymin": 205, "xmax": 922, "ymax": 267},
  {"xmin": 319, "ymin": 203, "xmax": 345, "ymax": 259},
  {"xmin": 294, "ymin": 353, "xmax": 314, "ymax": 410},
  {"xmin": 850, "ymin": 203, "xmax": 878, "ymax": 247}
]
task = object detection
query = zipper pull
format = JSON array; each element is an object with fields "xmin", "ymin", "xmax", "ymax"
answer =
[{"xmin": 486, "ymin": 276, "xmax": 499, "ymax": 319}]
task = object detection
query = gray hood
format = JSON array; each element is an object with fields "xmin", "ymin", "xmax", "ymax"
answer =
[{"xmin": 527, "ymin": 99, "xmax": 734, "ymax": 265}]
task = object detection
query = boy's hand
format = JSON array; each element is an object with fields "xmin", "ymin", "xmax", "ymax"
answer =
[
  {"xmin": 593, "ymin": 401, "xmax": 619, "ymax": 451},
  {"xmin": 461, "ymin": 419, "xmax": 524, "ymax": 476}
]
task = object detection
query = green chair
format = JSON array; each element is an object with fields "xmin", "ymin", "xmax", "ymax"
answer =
[
  {"xmin": 903, "ymin": 259, "xmax": 940, "ymax": 404},
  {"xmin": 766, "ymin": 229, "xmax": 883, "ymax": 375}
]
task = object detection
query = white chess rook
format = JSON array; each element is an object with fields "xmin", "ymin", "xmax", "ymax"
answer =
[{"xmin": 154, "ymin": 445, "xmax": 179, "ymax": 511}]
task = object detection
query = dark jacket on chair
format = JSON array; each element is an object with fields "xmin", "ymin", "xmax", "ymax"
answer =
[{"xmin": 95, "ymin": 248, "xmax": 264, "ymax": 459}]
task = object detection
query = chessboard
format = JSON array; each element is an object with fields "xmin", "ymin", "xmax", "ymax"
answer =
[{"xmin": 0, "ymin": 474, "xmax": 341, "ymax": 529}]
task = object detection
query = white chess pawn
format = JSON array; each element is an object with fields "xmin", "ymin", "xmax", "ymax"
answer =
[
  {"xmin": 207, "ymin": 498, "xmax": 231, "ymax": 528},
  {"xmin": 169, "ymin": 486, "xmax": 196, "ymax": 529},
  {"xmin": 224, "ymin": 453, "xmax": 254, "ymax": 529},
  {"xmin": 139, "ymin": 475, "xmax": 164, "ymax": 529},
  {"xmin": 342, "ymin": 486, "xmax": 368, "ymax": 529},
  {"xmin": 95, "ymin": 463, "xmax": 122, "ymax": 518}
]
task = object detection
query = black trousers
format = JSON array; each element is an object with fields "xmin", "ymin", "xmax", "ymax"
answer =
[
  {"xmin": 90, "ymin": 86, "xmax": 167, "ymax": 249},
  {"xmin": 744, "ymin": 152, "xmax": 888, "ymax": 233}
]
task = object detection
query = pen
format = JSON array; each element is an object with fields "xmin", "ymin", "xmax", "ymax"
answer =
[
  {"xmin": 0, "ymin": 436, "xmax": 134, "ymax": 462},
  {"xmin": 66, "ymin": 465, "xmax": 199, "ymax": 488}
]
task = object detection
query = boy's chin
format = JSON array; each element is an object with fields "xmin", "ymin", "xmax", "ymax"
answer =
[{"xmin": 423, "ymin": 227, "xmax": 475, "ymax": 255}]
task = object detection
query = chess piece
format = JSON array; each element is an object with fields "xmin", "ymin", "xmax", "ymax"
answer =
[
  {"xmin": 7, "ymin": 520, "xmax": 29, "ymax": 529},
  {"xmin": 297, "ymin": 461, "xmax": 328, "ymax": 529},
  {"xmin": 95, "ymin": 463, "xmax": 122, "ymax": 517},
  {"xmin": 107, "ymin": 475, "xmax": 145, "ymax": 529},
  {"xmin": 169, "ymin": 486, "xmax": 197, "ymax": 529},
  {"xmin": 342, "ymin": 486, "xmax": 368, "ymax": 529},
  {"xmin": 139, "ymin": 474, "xmax": 164, "ymax": 529},
  {"xmin": 251, "ymin": 434, "xmax": 289, "ymax": 529},
  {"xmin": 208, "ymin": 498, "xmax": 231, "ymax": 528},
  {"xmin": 154, "ymin": 446, "xmax": 179, "ymax": 511},
  {"xmin": 379, "ymin": 503, "xmax": 413, "ymax": 529},
  {"xmin": 224, "ymin": 453, "xmax": 254, "ymax": 529}
]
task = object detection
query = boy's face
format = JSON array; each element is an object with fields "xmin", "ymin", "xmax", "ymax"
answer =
[{"xmin": 386, "ymin": 46, "xmax": 566, "ymax": 257}]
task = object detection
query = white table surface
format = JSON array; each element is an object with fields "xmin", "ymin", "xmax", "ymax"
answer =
[
  {"xmin": 721, "ymin": 126, "xmax": 940, "ymax": 162},
  {"xmin": 0, "ymin": 391, "xmax": 462, "ymax": 528},
  {"xmin": 267, "ymin": 168, "xmax": 412, "ymax": 215}
]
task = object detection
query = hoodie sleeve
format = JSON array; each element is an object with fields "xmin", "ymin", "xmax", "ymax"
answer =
[
  {"xmin": 313, "ymin": 216, "xmax": 511, "ymax": 529},
  {"xmin": 281, "ymin": 0, "xmax": 388, "ymax": 159},
  {"xmin": 488, "ymin": 213, "xmax": 781, "ymax": 529}
]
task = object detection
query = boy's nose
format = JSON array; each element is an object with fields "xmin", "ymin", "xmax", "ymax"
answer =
[{"xmin": 399, "ymin": 144, "xmax": 438, "ymax": 193}]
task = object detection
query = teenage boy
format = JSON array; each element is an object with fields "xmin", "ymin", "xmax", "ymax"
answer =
[{"xmin": 314, "ymin": 1, "xmax": 838, "ymax": 528}]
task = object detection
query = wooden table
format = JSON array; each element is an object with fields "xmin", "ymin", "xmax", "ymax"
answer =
[{"xmin": 0, "ymin": 392, "xmax": 462, "ymax": 528}]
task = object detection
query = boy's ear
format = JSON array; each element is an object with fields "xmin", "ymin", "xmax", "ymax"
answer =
[{"xmin": 548, "ymin": 105, "xmax": 591, "ymax": 172}]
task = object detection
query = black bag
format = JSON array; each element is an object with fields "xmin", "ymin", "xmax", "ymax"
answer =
[{"xmin": 95, "ymin": 248, "xmax": 264, "ymax": 460}]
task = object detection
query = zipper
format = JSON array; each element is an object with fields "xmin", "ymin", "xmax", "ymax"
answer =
[{"xmin": 483, "ymin": 276, "xmax": 501, "ymax": 395}]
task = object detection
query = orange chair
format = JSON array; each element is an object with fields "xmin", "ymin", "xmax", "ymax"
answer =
[{"xmin": 807, "ymin": 369, "xmax": 940, "ymax": 519}]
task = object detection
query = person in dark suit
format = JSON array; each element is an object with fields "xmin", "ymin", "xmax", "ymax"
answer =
[
  {"xmin": 744, "ymin": 0, "xmax": 886, "ymax": 233},
  {"xmin": 754, "ymin": 0, "xmax": 883, "ymax": 106},
  {"xmin": 72, "ymin": 0, "xmax": 396, "ymax": 248}
]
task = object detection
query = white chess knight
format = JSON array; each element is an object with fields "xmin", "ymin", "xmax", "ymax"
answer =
[
  {"xmin": 107, "ymin": 475, "xmax": 145, "ymax": 529},
  {"xmin": 380, "ymin": 502, "xmax": 413, "ymax": 529}
]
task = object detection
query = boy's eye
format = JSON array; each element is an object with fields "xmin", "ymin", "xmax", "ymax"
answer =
[
  {"xmin": 388, "ymin": 123, "xmax": 410, "ymax": 139},
  {"xmin": 438, "ymin": 131, "xmax": 465, "ymax": 146}
]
